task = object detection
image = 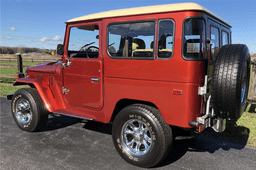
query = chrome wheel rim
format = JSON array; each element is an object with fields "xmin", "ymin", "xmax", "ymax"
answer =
[
  {"xmin": 121, "ymin": 119, "xmax": 152, "ymax": 156},
  {"xmin": 15, "ymin": 98, "xmax": 32, "ymax": 124}
]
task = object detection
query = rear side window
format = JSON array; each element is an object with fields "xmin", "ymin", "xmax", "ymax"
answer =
[
  {"xmin": 211, "ymin": 26, "xmax": 220, "ymax": 59},
  {"xmin": 222, "ymin": 31, "xmax": 229, "ymax": 46},
  {"xmin": 183, "ymin": 18, "xmax": 206, "ymax": 60},
  {"xmin": 107, "ymin": 21, "xmax": 155, "ymax": 59},
  {"xmin": 157, "ymin": 19, "xmax": 175, "ymax": 59}
]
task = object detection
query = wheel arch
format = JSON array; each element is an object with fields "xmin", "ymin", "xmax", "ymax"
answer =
[
  {"xmin": 110, "ymin": 98, "xmax": 159, "ymax": 123},
  {"xmin": 13, "ymin": 78, "xmax": 58, "ymax": 112}
]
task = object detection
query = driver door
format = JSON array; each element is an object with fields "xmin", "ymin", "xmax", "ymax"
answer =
[{"xmin": 62, "ymin": 21, "xmax": 103, "ymax": 110}]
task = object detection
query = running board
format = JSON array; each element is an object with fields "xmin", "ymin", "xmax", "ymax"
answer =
[{"xmin": 53, "ymin": 110, "xmax": 94, "ymax": 121}]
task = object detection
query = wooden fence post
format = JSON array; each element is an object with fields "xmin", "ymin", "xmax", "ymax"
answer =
[{"xmin": 16, "ymin": 53, "xmax": 23, "ymax": 73}]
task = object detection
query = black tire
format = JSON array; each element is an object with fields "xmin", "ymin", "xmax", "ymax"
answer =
[
  {"xmin": 11, "ymin": 88, "xmax": 48, "ymax": 132},
  {"xmin": 112, "ymin": 104, "xmax": 172, "ymax": 168},
  {"xmin": 212, "ymin": 44, "xmax": 251, "ymax": 120}
]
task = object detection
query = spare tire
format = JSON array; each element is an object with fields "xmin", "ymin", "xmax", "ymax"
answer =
[{"xmin": 212, "ymin": 44, "xmax": 250, "ymax": 120}]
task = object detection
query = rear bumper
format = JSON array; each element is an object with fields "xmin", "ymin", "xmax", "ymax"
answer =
[{"xmin": 7, "ymin": 94, "xmax": 13, "ymax": 100}]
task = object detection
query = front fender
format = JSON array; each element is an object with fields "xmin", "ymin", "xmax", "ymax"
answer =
[{"xmin": 13, "ymin": 78, "xmax": 58, "ymax": 112}]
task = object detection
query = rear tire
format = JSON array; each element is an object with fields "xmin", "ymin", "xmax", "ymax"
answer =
[
  {"xmin": 11, "ymin": 88, "xmax": 48, "ymax": 132},
  {"xmin": 212, "ymin": 44, "xmax": 250, "ymax": 120},
  {"xmin": 112, "ymin": 104, "xmax": 172, "ymax": 168}
]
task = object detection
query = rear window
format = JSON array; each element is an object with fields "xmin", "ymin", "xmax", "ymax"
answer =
[
  {"xmin": 183, "ymin": 18, "xmax": 206, "ymax": 60},
  {"xmin": 107, "ymin": 21, "xmax": 155, "ymax": 59}
]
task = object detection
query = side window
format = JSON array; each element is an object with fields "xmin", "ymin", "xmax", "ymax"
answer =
[
  {"xmin": 158, "ymin": 19, "xmax": 175, "ymax": 59},
  {"xmin": 222, "ymin": 31, "xmax": 229, "ymax": 46},
  {"xmin": 108, "ymin": 21, "xmax": 155, "ymax": 59},
  {"xmin": 183, "ymin": 18, "xmax": 206, "ymax": 60},
  {"xmin": 68, "ymin": 25, "xmax": 99, "ymax": 58},
  {"xmin": 210, "ymin": 26, "xmax": 220, "ymax": 59}
]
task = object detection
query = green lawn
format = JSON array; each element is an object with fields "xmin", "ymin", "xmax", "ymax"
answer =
[
  {"xmin": 0, "ymin": 61, "xmax": 42, "ymax": 66},
  {"xmin": 0, "ymin": 77, "xmax": 16, "ymax": 83},
  {"xmin": 0, "ymin": 67, "xmax": 25, "ymax": 75},
  {"xmin": 237, "ymin": 110, "xmax": 256, "ymax": 147},
  {"xmin": 0, "ymin": 83, "xmax": 29, "ymax": 96}
]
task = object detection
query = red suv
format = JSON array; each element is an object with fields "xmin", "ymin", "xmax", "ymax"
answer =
[{"xmin": 8, "ymin": 3, "xmax": 251, "ymax": 167}]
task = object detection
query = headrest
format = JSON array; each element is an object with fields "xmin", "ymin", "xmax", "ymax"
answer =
[
  {"xmin": 150, "ymin": 41, "xmax": 154, "ymax": 49},
  {"xmin": 132, "ymin": 38, "xmax": 145, "ymax": 50}
]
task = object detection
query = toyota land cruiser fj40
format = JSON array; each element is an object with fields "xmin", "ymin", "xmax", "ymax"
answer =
[{"xmin": 8, "ymin": 3, "xmax": 251, "ymax": 167}]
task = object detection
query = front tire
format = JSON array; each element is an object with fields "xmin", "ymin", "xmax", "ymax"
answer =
[
  {"xmin": 11, "ymin": 88, "xmax": 48, "ymax": 132},
  {"xmin": 112, "ymin": 104, "xmax": 172, "ymax": 168}
]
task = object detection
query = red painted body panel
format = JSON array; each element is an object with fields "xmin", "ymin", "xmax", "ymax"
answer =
[
  {"xmin": 13, "ymin": 77, "xmax": 58, "ymax": 112},
  {"xmin": 103, "ymin": 77, "xmax": 201, "ymax": 128},
  {"xmin": 62, "ymin": 58, "xmax": 103, "ymax": 110},
  {"xmin": 27, "ymin": 62, "xmax": 58, "ymax": 74}
]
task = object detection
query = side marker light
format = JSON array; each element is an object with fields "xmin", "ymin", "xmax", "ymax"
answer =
[{"xmin": 172, "ymin": 89, "xmax": 182, "ymax": 95}]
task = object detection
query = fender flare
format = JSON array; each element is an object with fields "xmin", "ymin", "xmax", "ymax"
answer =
[{"xmin": 13, "ymin": 78, "xmax": 58, "ymax": 112}]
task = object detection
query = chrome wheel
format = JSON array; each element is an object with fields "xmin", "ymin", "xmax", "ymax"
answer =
[
  {"xmin": 15, "ymin": 98, "xmax": 32, "ymax": 124},
  {"xmin": 121, "ymin": 119, "xmax": 152, "ymax": 156}
]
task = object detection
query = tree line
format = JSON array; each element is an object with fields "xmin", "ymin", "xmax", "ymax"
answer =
[{"xmin": 0, "ymin": 47, "xmax": 54, "ymax": 55}]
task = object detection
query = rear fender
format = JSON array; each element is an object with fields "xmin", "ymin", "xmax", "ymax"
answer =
[{"xmin": 13, "ymin": 78, "xmax": 58, "ymax": 112}]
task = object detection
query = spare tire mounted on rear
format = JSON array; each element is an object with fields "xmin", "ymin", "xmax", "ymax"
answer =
[{"xmin": 212, "ymin": 44, "xmax": 251, "ymax": 120}]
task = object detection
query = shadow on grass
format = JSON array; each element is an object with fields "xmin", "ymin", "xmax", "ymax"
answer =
[{"xmin": 248, "ymin": 104, "xmax": 256, "ymax": 113}]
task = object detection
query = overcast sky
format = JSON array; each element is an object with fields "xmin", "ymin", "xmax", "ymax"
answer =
[{"xmin": 1, "ymin": 0, "xmax": 256, "ymax": 53}]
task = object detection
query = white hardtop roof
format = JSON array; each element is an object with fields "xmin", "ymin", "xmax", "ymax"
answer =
[{"xmin": 67, "ymin": 3, "xmax": 229, "ymax": 26}]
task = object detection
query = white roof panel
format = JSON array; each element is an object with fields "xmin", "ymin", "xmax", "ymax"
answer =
[{"xmin": 67, "ymin": 3, "xmax": 229, "ymax": 26}]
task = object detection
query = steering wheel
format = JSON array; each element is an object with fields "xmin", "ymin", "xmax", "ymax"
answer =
[{"xmin": 86, "ymin": 46, "xmax": 99, "ymax": 58}]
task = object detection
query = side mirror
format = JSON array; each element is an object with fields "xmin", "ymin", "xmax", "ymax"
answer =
[{"xmin": 57, "ymin": 44, "xmax": 64, "ymax": 56}]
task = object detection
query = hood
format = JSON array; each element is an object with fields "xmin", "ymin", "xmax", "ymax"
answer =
[{"xmin": 27, "ymin": 61, "xmax": 59, "ymax": 74}]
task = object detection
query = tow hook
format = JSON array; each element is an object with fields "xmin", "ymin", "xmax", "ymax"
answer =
[{"xmin": 189, "ymin": 95, "xmax": 226, "ymax": 133}]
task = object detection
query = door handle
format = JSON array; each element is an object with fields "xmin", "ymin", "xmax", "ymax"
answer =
[{"xmin": 91, "ymin": 78, "xmax": 99, "ymax": 83}]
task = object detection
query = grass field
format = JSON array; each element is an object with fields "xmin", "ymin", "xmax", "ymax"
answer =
[
  {"xmin": 0, "ymin": 83, "xmax": 29, "ymax": 96},
  {"xmin": 0, "ymin": 61, "xmax": 42, "ymax": 66},
  {"xmin": 0, "ymin": 67, "xmax": 25, "ymax": 75},
  {"xmin": 237, "ymin": 110, "xmax": 256, "ymax": 146}
]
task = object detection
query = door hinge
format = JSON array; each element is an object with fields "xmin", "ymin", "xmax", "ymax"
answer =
[
  {"xmin": 63, "ymin": 87, "xmax": 70, "ymax": 94},
  {"xmin": 62, "ymin": 58, "xmax": 72, "ymax": 68},
  {"xmin": 198, "ymin": 75, "xmax": 208, "ymax": 95}
]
